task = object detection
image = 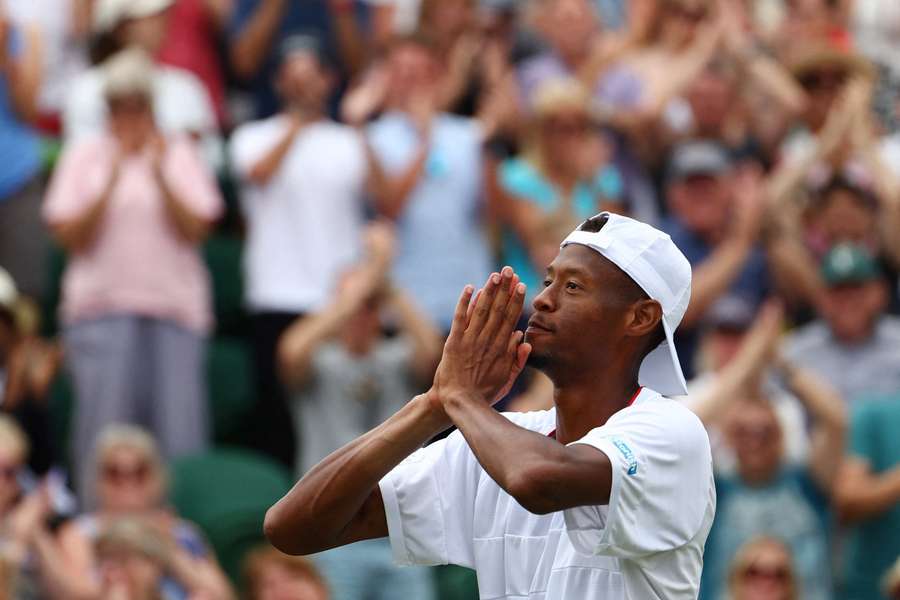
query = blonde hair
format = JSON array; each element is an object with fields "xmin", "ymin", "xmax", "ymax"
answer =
[
  {"xmin": 243, "ymin": 545, "xmax": 329, "ymax": 600},
  {"xmin": 523, "ymin": 77, "xmax": 595, "ymax": 170},
  {"xmin": 727, "ymin": 536, "xmax": 799, "ymax": 600},
  {"xmin": 0, "ymin": 416, "xmax": 29, "ymax": 463},
  {"xmin": 96, "ymin": 517, "xmax": 170, "ymax": 566},
  {"xmin": 93, "ymin": 424, "xmax": 166, "ymax": 493}
]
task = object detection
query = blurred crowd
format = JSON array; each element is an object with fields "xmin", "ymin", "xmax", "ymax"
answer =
[{"xmin": 1, "ymin": 0, "xmax": 900, "ymax": 598}]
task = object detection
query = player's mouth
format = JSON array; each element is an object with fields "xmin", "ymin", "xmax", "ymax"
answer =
[{"xmin": 525, "ymin": 316, "xmax": 554, "ymax": 335}]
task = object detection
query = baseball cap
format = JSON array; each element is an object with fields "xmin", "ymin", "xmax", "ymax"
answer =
[
  {"xmin": 705, "ymin": 294, "xmax": 756, "ymax": 332},
  {"xmin": 93, "ymin": 0, "xmax": 173, "ymax": 34},
  {"xmin": 666, "ymin": 141, "xmax": 732, "ymax": 184},
  {"xmin": 561, "ymin": 212, "xmax": 692, "ymax": 396},
  {"xmin": 820, "ymin": 243, "xmax": 881, "ymax": 286}
]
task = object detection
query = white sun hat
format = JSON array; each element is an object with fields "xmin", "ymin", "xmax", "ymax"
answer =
[
  {"xmin": 93, "ymin": 0, "xmax": 174, "ymax": 34},
  {"xmin": 561, "ymin": 212, "xmax": 692, "ymax": 396}
]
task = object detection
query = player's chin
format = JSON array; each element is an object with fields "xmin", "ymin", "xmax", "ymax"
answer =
[{"xmin": 524, "ymin": 345, "xmax": 553, "ymax": 371}]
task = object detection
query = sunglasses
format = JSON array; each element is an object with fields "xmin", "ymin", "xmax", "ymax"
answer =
[
  {"xmin": 102, "ymin": 462, "xmax": 151, "ymax": 485},
  {"xmin": 799, "ymin": 70, "xmax": 846, "ymax": 91},
  {"xmin": 742, "ymin": 564, "xmax": 790, "ymax": 582}
]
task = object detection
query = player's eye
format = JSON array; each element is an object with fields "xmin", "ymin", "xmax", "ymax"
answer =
[
  {"xmin": 542, "ymin": 279, "xmax": 552, "ymax": 288},
  {"xmin": 566, "ymin": 281, "xmax": 579, "ymax": 290}
]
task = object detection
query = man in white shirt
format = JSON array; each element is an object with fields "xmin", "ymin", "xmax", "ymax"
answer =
[
  {"xmin": 265, "ymin": 212, "xmax": 716, "ymax": 599},
  {"xmin": 230, "ymin": 34, "xmax": 368, "ymax": 468}
]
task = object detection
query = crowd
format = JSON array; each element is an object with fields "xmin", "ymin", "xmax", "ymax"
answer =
[{"xmin": 0, "ymin": 0, "xmax": 899, "ymax": 598}]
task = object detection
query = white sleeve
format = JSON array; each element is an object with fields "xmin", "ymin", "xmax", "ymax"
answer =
[
  {"xmin": 563, "ymin": 403, "xmax": 713, "ymax": 560},
  {"xmin": 378, "ymin": 429, "xmax": 481, "ymax": 569}
]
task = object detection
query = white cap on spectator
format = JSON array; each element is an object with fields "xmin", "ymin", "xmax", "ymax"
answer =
[
  {"xmin": 561, "ymin": 212, "xmax": 692, "ymax": 396},
  {"xmin": 0, "ymin": 267, "xmax": 17, "ymax": 313},
  {"xmin": 103, "ymin": 48, "xmax": 156, "ymax": 101},
  {"xmin": 93, "ymin": 0, "xmax": 174, "ymax": 34}
]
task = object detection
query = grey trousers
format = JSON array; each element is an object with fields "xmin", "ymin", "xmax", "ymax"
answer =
[{"xmin": 63, "ymin": 315, "xmax": 208, "ymax": 506}]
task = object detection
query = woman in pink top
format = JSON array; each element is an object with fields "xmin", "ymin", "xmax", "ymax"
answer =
[{"xmin": 42, "ymin": 49, "xmax": 223, "ymax": 504}]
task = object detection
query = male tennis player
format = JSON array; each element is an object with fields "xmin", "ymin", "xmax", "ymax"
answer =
[{"xmin": 265, "ymin": 212, "xmax": 716, "ymax": 599}]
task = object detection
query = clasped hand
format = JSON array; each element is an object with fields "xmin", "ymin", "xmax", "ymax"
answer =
[{"xmin": 431, "ymin": 266, "xmax": 531, "ymax": 408}]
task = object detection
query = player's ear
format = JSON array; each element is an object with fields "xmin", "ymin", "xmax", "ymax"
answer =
[{"xmin": 627, "ymin": 299, "xmax": 663, "ymax": 339}]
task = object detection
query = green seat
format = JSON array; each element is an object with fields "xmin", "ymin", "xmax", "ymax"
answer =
[
  {"xmin": 206, "ymin": 338, "xmax": 255, "ymax": 444},
  {"xmin": 169, "ymin": 448, "xmax": 292, "ymax": 585},
  {"xmin": 203, "ymin": 234, "xmax": 247, "ymax": 338}
]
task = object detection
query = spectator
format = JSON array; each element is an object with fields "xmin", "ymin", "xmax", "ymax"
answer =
[
  {"xmin": 230, "ymin": 33, "xmax": 369, "ymax": 468},
  {"xmin": 157, "ymin": 0, "xmax": 235, "ymax": 127},
  {"xmin": 497, "ymin": 77, "xmax": 623, "ymax": 305},
  {"xmin": 834, "ymin": 392, "xmax": 900, "ymax": 600},
  {"xmin": 56, "ymin": 425, "xmax": 234, "ymax": 599},
  {"xmin": 64, "ymin": 0, "xmax": 221, "ymax": 166},
  {"xmin": 364, "ymin": 33, "xmax": 494, "ymax": 331},
  {"xmin": 228, "ymin": 0, "xmax": 344, "ymax": 119},
  {"xmin": 0, "ymin": 8, "xmax": 47, "ymax": 302},
  {"xmin": 4, "ymin": 0, "xmax": 91, "ymax": 134},
  {"xmin": 277, "ymin": 223, "xmax": 439, "ymax": 599},
  {"xmin": 784, "ymin": 243, "xmax": 900, "ymax": 403},
  {"xmin": 0, "ymin": 268, "xmax": 62, "ymax": 475},
  {"xmin": 43, "ymin": 49, "xmax": 223, "ymax": 503},
  {"xmin": 726, "ymin": 536, "xmax": 799, "ymax": 600},
  {"xmin": 692, "ymin": 302, "xmax": 845, "ymax": 600},
  {"xmin": 243, "ymin": 545, "xmax": 329, "ymax": 600}
]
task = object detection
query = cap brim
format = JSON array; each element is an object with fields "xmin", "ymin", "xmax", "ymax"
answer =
[{"xmin": 638, "ymin": 317, "xmax": 688, "ymax": 397}]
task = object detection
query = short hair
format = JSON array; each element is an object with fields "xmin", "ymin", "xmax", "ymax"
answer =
[
  {"xmin": 92, "ymin": 424, "xmax": 166, "ymax": 491},
  {"xmin": 0, "ymin": 415, "xmax": 29, "ymax": 463},
  {"xmin": 243, "ymin": 545, "xmax": 329, "ymax": 600},
  {"xmin": 576, "ymin": 215, "xmax": 667, "ymax": 357}
]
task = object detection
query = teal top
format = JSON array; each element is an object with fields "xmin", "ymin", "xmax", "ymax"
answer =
[
  {"xmin": 841, "ymin": 395, "xmax": 900, "ymax": 600},
  {"xmin": 498, "ymin": 157, "xmax": 622, "ymax": 302}
]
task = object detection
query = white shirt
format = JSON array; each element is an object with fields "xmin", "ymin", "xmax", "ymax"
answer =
[
  {"xmin": 379, "ymin": 388, "xmax": 716, "ymax": 600},
  {"xmin": 7, "ymin": 0, "xmax": 88, "ymax": 114},
  {"xmin": 230, "ymin": 117, "xmax": 367, "ymax": 313}
]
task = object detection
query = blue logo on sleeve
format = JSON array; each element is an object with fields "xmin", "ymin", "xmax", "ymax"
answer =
[{"xmin": 612, "ymin": 438, "xmax": 638, "ymax": 476}]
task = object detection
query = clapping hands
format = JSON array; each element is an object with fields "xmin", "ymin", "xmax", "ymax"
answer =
[{"xmin": 432, "ymin": 267, "xmax": 531, "ymax": 407}]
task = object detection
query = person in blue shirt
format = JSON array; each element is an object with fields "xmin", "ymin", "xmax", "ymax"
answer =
[
  {"xmin": 0, "ymin": 17, "xmax": 45, "ymax": 299},
  {"xmin": 364, "ymin": 33, "xmax": 499, "ymax": 331},
  {"xmin": 689, "ymin": 301, "xmax": 846, "ymax": 600}
]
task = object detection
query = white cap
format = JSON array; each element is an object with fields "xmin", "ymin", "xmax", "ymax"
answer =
[
  {"xmin": 103, "ymin": 48, "xmax": 156, "ymax": 100},
  {"xmin": 561, "ymin": 212, "xmax": 692, "ymax": 396},
  {"xmin": 93, "ymin": 0, "xmax": 173, "ymax": 34}
]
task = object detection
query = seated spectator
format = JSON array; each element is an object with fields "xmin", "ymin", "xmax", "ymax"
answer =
[
  {"xmin": 692, "ymin": 303, "xmax": 845, "ymax": 599},
  {"xmin": 64, "ymin": 0, "xmax": 221, "ymax": 166},
  {"xmin": 784, "ymin": 243, "xmax": 900, "ymax": 403},
  {"xmin": 726, "ymin": 537, "xmax": 799, "ymax": 600},
  {"xmin": 834, "ymin": 392, "xmax": 900, "ymax": 600},
  {"xmin": 43, "ymin": 49, "xmax": 223, "ymax": 503},
  {"xmin": 0, "ymin": 8, "xmax": 48, "ymax": 301},
  {"xmin": 277, "ymin": 223, "xmax": 439, "ymax": 599},
  {"xmin": 95, "ymin": 516, "xmax": 230, "ymax": 600},
  {"xmin": 0, "ymin": 268, "xmax": 62, "ymax": 475},
  {"xmin": 364, "ymin": 33, "xmax": 495, "ymax": 331},
  {"xmin": 230, "ymin": 33, "xmax": 369, "ymax": 468},
  {"xmin": 243, "ymin": 545, "xmax": 329, "ymax": 600},
  {"xmin": 498, "ymin": 77, "xmax": 623, "ymax": 305},
  {"xmin": 56, "ymin": 425, "xmax": 234, "ymax": 599}
]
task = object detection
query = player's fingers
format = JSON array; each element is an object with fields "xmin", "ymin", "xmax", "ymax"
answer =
[
  {"xmin": 448, "ymin": 285, "xmax": 474, "ymax": 342},
  {"xmin": 466, "ymin": 288, "xmax": 482, "ymax": 323},
  {"xmin": 478, "ymin": 266, "xmax": 514, "ymax": 344},
  {"xmin": 497, "ymin": 282, "xmax": 527, "ymax": 342},
  {"xmin": 515, "ymin": 341, "xmax": 532, "ymax": 372},
  {"xmin": 468, "ymin": 271, "xmax": 501, "ymax": 334}
]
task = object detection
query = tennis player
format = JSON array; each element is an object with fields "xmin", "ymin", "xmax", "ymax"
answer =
[{"xmin": 265, "ymin": 212, "xmax": 716, "ymax": 599}]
